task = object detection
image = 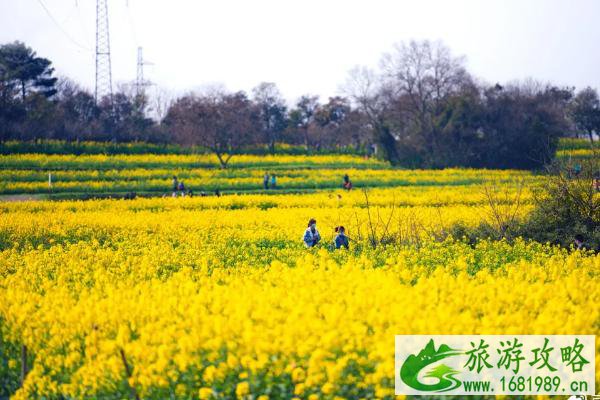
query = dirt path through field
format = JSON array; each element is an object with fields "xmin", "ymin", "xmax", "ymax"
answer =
[{"xmin": 0, "ymin": 194, "xmax": 47, "ymax": 202}]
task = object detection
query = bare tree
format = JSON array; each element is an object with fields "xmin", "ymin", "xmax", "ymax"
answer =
[
  {"xmin": 150, "ymin": 86, "xmax": 175, "ymax": 122},
  {"xmin": 163, "ymin": 90, "xmax": 258, "ymax": 168},
  {"xmin": 252, "ymin": 82, "xmax": 287, "ymax": 153},
  {"xmin": 361, "ymin": 188, "xmax": 397, "ymax": 248},
  {"xmin": 379, "ymin": 40, "xmax": 472, "ymax": 161},
  {"xmin": 288, "ymin": 95, "xmax": 319, "ymax": 149},
  {"xmin": 481, "ymin": 180, "xmax": 525, "ymax": 239},
  {"xmin": 343, "ymin": 66, "xmax": 400, "ymax": 163}
]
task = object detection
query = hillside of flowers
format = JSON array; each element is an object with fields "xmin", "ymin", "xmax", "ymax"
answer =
[{"xmin": 0, "ymin": 178, "xmax": 599, "ymax": 399}]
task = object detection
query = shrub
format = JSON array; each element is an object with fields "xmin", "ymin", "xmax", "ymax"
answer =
[{"xmin": 521, "ymin": 156, "xmax": 600, "ymax": 250}]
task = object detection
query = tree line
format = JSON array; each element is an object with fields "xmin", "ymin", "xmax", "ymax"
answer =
[{"xmin": 1, "ymin": 40, "xmax": 600, "ymax": 168}]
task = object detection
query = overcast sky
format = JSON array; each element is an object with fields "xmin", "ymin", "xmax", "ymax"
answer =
[{"xmin": 1, "ymin": 0, "xmax": 599, "ymax": 103}]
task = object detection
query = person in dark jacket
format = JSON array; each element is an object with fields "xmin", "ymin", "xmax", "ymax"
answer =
[
  {"xmin": 334, "ymin": 226, "xmax": 349, "ymax": 249},
  {"xmin": 343, "ymin": 174, "xmax": 353, "ymax": 190}
]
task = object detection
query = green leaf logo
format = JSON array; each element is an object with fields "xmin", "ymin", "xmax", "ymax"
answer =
[{"xmin": 400, "ymin": 338, "xmax": 464, "ymax": 392}]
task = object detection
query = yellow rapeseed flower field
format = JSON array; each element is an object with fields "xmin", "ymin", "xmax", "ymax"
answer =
[{"xmin": 0, "ymin": 167, "xmax": 598, "ymax": 399}]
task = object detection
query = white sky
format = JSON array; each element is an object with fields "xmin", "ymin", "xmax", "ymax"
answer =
[{"xmin": 1, "ymin": 0, "xmax": 599, "ymax": 104}]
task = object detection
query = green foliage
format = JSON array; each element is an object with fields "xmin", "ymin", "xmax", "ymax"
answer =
[
  {"xmin": 569, "ymin": 87, "xmax": 600, "ymax": 142},
  {"xmin": 521, "ymin": 157, "xmax": 600, "ymax": 250},
  {"xmin": 0, "ymin": 140, "xmax": 367, "ymax": 156},
  {"xmin": 447, "ymin": 220, "xmax": 523, "ymax": 246},
  {"xmin": 558, "ymin": 137, "xmax": 593, "ymax": 151},
  {"xmin": 449, "ymin": 157, "xmax": 600, "ymax": 251},
  {"xmin": 0, "ymin": 41, "xmax": 57, "ymax": 100},
  {"xmin": 0, "ymin": 323, "xmax": 23, "ymax": 399}
]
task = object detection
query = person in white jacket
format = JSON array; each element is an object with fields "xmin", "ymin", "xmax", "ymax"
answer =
[{"xmin": 303, "ymin": 218, "xmax": 321, "ymax": 248}]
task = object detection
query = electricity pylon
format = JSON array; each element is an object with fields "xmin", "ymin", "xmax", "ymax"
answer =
[
  {"xmin": 95, "ymin": 0, "xmax": 113, "ymax": 104},
  {"xmin": 135, "ymin": 46, "xmax": 153, "ymax": 97}
]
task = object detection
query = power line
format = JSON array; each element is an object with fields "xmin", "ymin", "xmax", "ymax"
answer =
[
  {"xmin": 75, "ymin": 1, "xmax": 93, "ymax": 48},
  {"xmin": 125, "ymin": 1, "xmax": 139, "ymax": 47},
  {"xmin": 35, "ymin": 0, "xmax": 93, "ymax": 52},
  {"xmin": 60, "ymin": 2, "xmax": 77, "ymax": 25}
]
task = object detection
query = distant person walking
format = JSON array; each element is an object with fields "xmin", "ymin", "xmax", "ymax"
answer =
[
  {"xmin": 178, "ymin": 181, "xmax": 186, "ymax": 196},
  {"xmin": 263, "ymin": 172, "xmax": 270, "ymax": 190},
  {"xmin": 271, "ymin": 174, "xmax": 277, "ymax": 189},
  {"xmin": 334, "ymin": 226, "xmax": 349, "ymax": 250},
  {"xmin": 172, "ymin": 176, "xmax": 179, "ymax": 197},
  {"xmin": 303, "ymin": 218, "xmax": 321, "ymax": 248},
  {"xmin": 343, "ymin": 173, "xmax": 353, "ymax": 191}
]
